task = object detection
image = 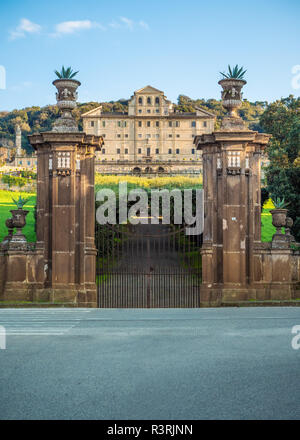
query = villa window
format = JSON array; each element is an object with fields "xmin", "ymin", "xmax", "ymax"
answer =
[
  {"xmin": 156, "ymin": 121, "xmax": 159, "ymax": 127},
  {"xmin": 102, "ymin": 121, "xmax": 105, "ymax": 127},
  {"xmin": 191, "ymin": 121, "xmax": 196, "ymax": 127},
  {"xmin": 90, "ymin": 121, "xmax": 95, "ymax": 127},
  {"xmin": 146, "ymin": 134, "xmax": 151, "ymax": 138},
  {"xmin": 156, "ymin": 148, "xmax": 159, "ymax": 154},
  {"xmin": 125, "ymin": 148, "xmax": 128, "ymax": 154},
  {"xmin": 117, "ymin": 148, "xmax": 120, "ymax": 154},
  {"xmin": 147, "ymin": 109, "xmax": 151, "ymax": 113},
  {"xmin": 191, "ymin": 149, "xmax": 195, "ymax": 154},
  {"xmin": 117, "ymin": 134, "xmax": 121, "ymax": 138},
  {"xmin": 175, "ymin": 121, "xmax": 180, "ymax": 127},
  {"xmin": 168, "ymin": 149, "xmax": 172, "ymax": 154},
  {"xmin": 147, "ymin": 97, "xmax": 151, "ymax": 105},
  {"xmin": 155, "ymin": 97, "xmax": 160, "ymax": 105},
  {"xmin": 138, "ymin": 97, "xmax": 143, "ymax": 105},
  {"xmin": 176, "ymin": 134, "xmax": 180, "ymax": 138},
  {"xmin": 138, "ymin": 109, "xmax": 142, "ymax": 114},
  {"xmin": 169, "ymin": 121, "xmax": 172, "ymax": 127},
  {"xmin": 138, "ymin": 121, "xmax": 142, "ymax": 127},
  {"xmin": 125, "ymin": 134, "xmax": 128, "ymax": 138},
  {"xmin": 169, "ymin": 134, "xmax": 172, "ymax": 138},
  {"xmin": 147, "ymin": 121, "xmax": 151, "ymax": 127},
  {"xmin": 138, "ymin": 134, "xmax": 142, "ymax": 138},
  {"xmin": 138, "ymin": 148, "xmax": 142, "ymax": 154},
  {"xmin": 203, "ymin": 121, "xmax": 207, "ymax": 127},
  {"xmin": 118, "ymin": 121, "xmax": 121, "ymax": 127},
  {"xmin": 176, "ymin": 149, "xmax": 180, "ymax": 154}
]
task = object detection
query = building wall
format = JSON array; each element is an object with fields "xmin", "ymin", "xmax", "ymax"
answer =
[{"xmin": 82, "ymin": 87, "xmax": 215, "ymax": 165}]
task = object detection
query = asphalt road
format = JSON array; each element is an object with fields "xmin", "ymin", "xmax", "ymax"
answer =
[{"xmin": 0, "ymin": 307, "xmax": 299, "ymax": 420}]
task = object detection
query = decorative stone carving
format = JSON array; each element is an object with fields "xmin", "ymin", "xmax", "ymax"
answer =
[
  {"xmin": 270, "ymin": 208, "xmax": 290, "ymax": 247},
  {"xmin": 2, "ymin": 218, "xmax": 14, "ymax": 243},
  {"xmin": 9, "ymin": 209, "xmax": 29, "ymax": 245},
  {"xmin": 52, "ymin": 79, "xmax": 81, "ymax": 132},
  {"xmin": 285, "ymin": 217, "xmax": 295, "ymax": 242},
  {"xmin": 270, "ymin": 208, "xmax": 287, "ymax": 234}
]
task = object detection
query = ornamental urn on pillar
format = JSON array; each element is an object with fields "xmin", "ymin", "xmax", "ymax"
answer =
[
  {"xmin": 193, "ymin": 65, "xmax": 271, "ymax": 305},
  {"xmin": 52, "ymin": 66, "xmax": 81, "ymax": 132},
  {"xmin": 218, "ymin": 65, "xmax": 247, "ymax": 130},
  {"xmin": 28, "ymin": 67, "xmax": 104, "ymax": 307}
]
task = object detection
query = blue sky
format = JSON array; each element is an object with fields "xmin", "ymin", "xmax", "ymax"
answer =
[{"xmin": 0, "ymin": 0, "xmax": 299, "ymax": 111}]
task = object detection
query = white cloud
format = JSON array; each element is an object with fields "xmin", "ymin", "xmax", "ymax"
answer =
[
  {"xmin": 53, "ymin": 20, "xmax": 98, "ymax": 36},
  {"xmin": 139, "ymin": 20, "xmax": 149, "ymax": 30},
  {"xmin": 109, "ymin": 21, "xmax": 121, "ymax": 29},
  {"xmin": 51, "ymin": 20, "xmax": 106, "ymax": 37},
  {"xmin": 120, "ymin": 17, "xmax": 134, "ymax": 30},
  {"xmin": 10, "ymin": 18, "xmax": 41, "ymax": 40}
]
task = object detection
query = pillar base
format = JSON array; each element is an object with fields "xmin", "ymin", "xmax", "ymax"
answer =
[{"xmin": 199, "ymin": 283, "xmax": 298, "ymax": 307}]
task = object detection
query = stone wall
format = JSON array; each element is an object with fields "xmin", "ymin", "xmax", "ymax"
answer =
[{"xmin": 0, "ymin": 245, "xmax": 45, "ymax": 302}]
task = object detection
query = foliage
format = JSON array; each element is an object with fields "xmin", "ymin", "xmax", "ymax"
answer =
[
  {"xmin": 272, "ymin": 197, "xmax": 289, "ymax": 209},
  {"xmin": 261, "ymin": 187, "xmax": 269, "ymax": 210},
  {"xmin": 260, "ymin": 95, "xmax": 300, "ymax": 241},
  {"xmin": 95, "ymin": 174, "xmax": 203, "ymax": 191},
  {"xmin": 174, "ymin": 95, "xmax": 266, "ymax": 130},
  {"xmin": 19, "ymin": 170, "xmax": 37, "ymax": 179},
  {"xmin": 220, "ymin": 64, "xmax": 247, "ymax": 80},
  {"xmin": 54, "ymin": 66, "xmax": 79, "ymax": 79},
  {"xmin": 1, "ymin": 174, "xmax": 28, "ymax": 188},
  {"xmin": 0, "ymin": 95, "xmax": 267, "ymax": 152}
]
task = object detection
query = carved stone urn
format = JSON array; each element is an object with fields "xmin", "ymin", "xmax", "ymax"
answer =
[
  {"xmin": 285, "ymin": 216, "xmax": 295, "ymax": 242},
  {"xmin": 218, "ymin": 79, "xmax": 246, "ymax": 117},
  {"xmin": 218, "ymin": 78, "xmax": 247, "ymax": 130},
  {"xmin": 2, "ymin": 217, "xmax": 14, "ymax": 243},
  {"xmin": 270, "ymin": 208, "xmax": 288, "ymax": 235},
  {"xmin": 10, "ymin": 209, "xmax": 29, "ymax": 243},
  {"xmin": 52, "ymin": 79, "xmax": 81, "ymax": 132}
]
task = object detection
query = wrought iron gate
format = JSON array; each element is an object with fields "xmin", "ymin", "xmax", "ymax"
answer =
[{"xmin": 96, "ymin": 223, "xmax": 202, "ymax": 308}]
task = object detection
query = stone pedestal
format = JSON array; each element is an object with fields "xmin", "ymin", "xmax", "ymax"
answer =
[{"xmin": 28, "ymin": 132, "xmax": 103, "ymax": 307}]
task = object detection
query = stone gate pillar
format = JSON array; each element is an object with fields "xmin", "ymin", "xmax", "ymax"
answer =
[
  {"xmin": 28, "ymin": 77, "xmax": 103, "ymax": 307},
  {"xmin": 194, "ymin": 77, "xmax": 270, "ymax": 304}
]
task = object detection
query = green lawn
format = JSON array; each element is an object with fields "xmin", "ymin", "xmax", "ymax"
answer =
[
  {"xmin": 0, "ymin": 189, "xmax": 276, "ymax": 244},
  {"xmin": 261, "ymin": 198, "xmax": 278, "ymax": 242}
]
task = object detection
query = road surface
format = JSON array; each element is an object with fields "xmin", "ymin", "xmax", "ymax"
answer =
[{"xmin": 0, "ymin": 307, "xmax": 299, "ymax": 419}]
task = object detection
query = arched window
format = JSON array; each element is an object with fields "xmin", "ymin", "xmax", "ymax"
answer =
[
  {"xmin": 138, "ymin": 97, "xmax": 143, "ymax": 105},
  {"xmin": 147, "ymin": 97, "xmax": 151, "ymax": 105},
  {"xmin": 155, "ymin": 97, "xmax": 160, "ymax": 105}
]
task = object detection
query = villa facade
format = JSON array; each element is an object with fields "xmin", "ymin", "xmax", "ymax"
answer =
[{"xmin": 82, "ymin": 86, "xmax": 215, "ymax": 173}]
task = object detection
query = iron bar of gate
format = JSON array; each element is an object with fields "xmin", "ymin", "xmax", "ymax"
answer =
[{"xmin": 96, "ymin": 221, "xmax": 202, "ymax": 308}]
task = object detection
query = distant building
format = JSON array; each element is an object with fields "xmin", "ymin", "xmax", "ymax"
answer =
[
  {"xmin": 0, "ymin": 125, "xmax": 37, "ymax": 170},
  {"xmin": 82, "ymin": 85, "xmax": 215, "ymax": 174}
]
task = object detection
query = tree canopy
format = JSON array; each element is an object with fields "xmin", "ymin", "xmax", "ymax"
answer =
[
  {"xmin": 260, "ymin": 95, "xmax": 300, "ymax": 242},
  {"xmin": 0, "ymin": 96, "xmax": 266, "ymax": 153}
]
